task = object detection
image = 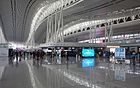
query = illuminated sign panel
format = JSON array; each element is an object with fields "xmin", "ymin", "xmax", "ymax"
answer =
[{"xmin": 82, "ymin": 49, "xmax": 95, "ymax": 57}]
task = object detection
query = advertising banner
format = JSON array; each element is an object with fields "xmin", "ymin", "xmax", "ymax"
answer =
[{"xmin": 82, "ymin": 48, "xmax": 95, "ymax": 57}]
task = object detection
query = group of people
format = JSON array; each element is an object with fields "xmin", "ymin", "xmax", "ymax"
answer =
[
  {"xmin": 8, "ymin": 49, "xmax": 27, "ymax": 65},
  {"xmin": 32, "ymin": 49, "xmax": 46, "ymax": 66},
  {"xmin": 8, "ymin": 48, "xmax": 46, "ymax": 66}
]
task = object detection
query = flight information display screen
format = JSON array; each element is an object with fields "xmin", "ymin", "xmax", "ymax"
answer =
[{"xmin": 82, "ymin": 48, "xmax": 95, "ymax": 57}]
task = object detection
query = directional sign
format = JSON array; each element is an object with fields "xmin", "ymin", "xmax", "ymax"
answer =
[{"xmin": 115, "ymin": 48, "xmax": 125, "ymax": 59}]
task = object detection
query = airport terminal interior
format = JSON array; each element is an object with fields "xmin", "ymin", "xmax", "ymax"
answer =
[{"xmin": 0, "ymin": 0, "xmax": 140, "ymax": 88}]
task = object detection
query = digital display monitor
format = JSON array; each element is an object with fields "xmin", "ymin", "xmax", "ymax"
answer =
[
  {"xmin": 82, "ymin": 48, "xmax": 95, "ymax": 57},
  {"xmin": 82, "ymin": 59, "xmax": 95, "ymax": 67}
]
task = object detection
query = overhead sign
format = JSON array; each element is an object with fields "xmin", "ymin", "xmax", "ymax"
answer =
[{"xmin": 115, "ymin": 48, "xmax": 125, "ymax": 59}]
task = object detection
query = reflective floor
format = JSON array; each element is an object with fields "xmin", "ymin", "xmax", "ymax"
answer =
[
  {"xmin": 0, "ymin": 57, "xmax": 140, "ymax": 88},
  {"xmin": 0, "ymin": 61, "xmax": 32, "ymax": 88}
]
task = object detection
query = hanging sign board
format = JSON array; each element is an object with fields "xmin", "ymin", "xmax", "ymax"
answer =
[{"xmin": 115, "ymin": 48, "xmax": 125, "ymax": 59}]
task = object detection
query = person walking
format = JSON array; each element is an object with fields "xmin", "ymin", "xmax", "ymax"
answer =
[
  {"xmin": 40, "ymin": 50, "xmax": 45, "ymax": 66},
  {"xmin": 8, "ymin": 49, "xmax": 14, "ymax": 65}
]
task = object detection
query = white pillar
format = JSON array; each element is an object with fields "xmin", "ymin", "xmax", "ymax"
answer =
[
  {"xmin": 46, "ymin": 17, "xmax": 49, "ymax": 43},
  {"xmin": 0, "ymin": 26, "xmax": 6, "ymax": 43},
  {"xmin": 105, "ymin": 21, "xmax": 107, "ymax": 44},
  {"xmin": 57, "ymin": 11, "xmax": 62, "ymax": 42},
  {"xmin": 49, "ymin": 16, "xmax": 52, "ymax": 42},
  {"xmin": 0, "ymin": 28, "xmax": 2, "ymax": 43},
  {"xmin": 89, "ymin": 25, "xmax": 92, "ymax": 43},
  {"xmin": 51, "ymin": 15, "xmax": 54, "ymax": 42},
  {"xmin": 54, "ymin": 12, "xmax": 57, "ymax": 42},
  {"xmin": 61, "ymin": 9, "xmax": 64, "ymax": 42}
]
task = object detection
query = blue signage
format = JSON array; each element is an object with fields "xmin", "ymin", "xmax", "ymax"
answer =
[
  {"xmin": 115, "ymin": 48, "xmax": 125, "ymax": 59},
  {"xmin": 82, "ymin": 49, "xmax": 95, "ymax": 57},
  {"xmin": 82, "ymin": 59, "xmax": 95, "ymax": 67}
]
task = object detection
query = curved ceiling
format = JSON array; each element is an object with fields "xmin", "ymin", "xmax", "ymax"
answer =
[
  {"xmin": 64, "ymin": 19, "xmax": 140, "ymax": 42},
  {"xmin": 0, "ymin": 0, "xmax": 52, "ymax": 42},
  {"xmin": 35, "ymin": 0, "xmax": 140, "ymax": 43},
  {"xmin": 63, "ymin": 0, "xmax": 140, "ymax": 24},
  {"xmin": 0, "ymin": 0, "xmax": 140, "ymax": 44}
]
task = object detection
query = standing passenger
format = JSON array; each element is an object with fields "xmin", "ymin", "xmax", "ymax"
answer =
[
  {"xmin": 40, "ymin": 50, "xmax": 45, "ymax": 66},
  {"xmin": 15, "ymin": 50, "xmax": 19, "ymax": 62},
  {"xmin": 8, "ymin": 49, "xmax": 14, "ymax": 65},
  {"xmin": 33, "ymin": 50, "xmax": 36, "ymax": 65},
  {"xmin": 36, "ymin": 50, "xmax": 40, "ymax": 66}
]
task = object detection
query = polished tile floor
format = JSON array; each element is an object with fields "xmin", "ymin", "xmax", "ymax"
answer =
[{"xmin": 0, "ymin": 57, "xmax": 140, "ymax": 88}]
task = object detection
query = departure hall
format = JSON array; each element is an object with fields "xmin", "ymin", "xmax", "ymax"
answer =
[{"xmin": 0, "ymin": 0, "xmax": 140, "ymax": 88}]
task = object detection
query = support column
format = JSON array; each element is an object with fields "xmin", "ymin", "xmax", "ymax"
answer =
[
  {"xmin": 57, "ymin": 0, "xmax": 64, "ymax": 42},
  {"xmin": 30, "ymin": 30, "xmax": 35, "ymax": 48},
  {"xmin": 61, "ymin": 0, "xmax": 64, "ymax": 42},
  {"xmin": 46, "ymin": 17, "xmax": 49, "ymax": 43},
  {"xmin": 61, "ymin": 8, "xmax": 64, "ymax": 42},
  {"xmin": 51, "ymin": 15, "xmax": 54, "ymax": 42},
  {"xmin": 105, "ymin": 22, "xmax": 107, "ymax": 44},
  {"xmin": 54, "ymin": 12, "xmax": 57, "ymax": 43},
  {"xmin": 57, "ymin": 10, "xmax": 62, "ymax": 42},
  {"xmin": 0, "ymin": 27, "xmax": 6, "ymax": 43},
  {"xmin": 104, "ymin": 20, "xmax": 113, "ymax": 43},
  {"xmin": 89, "ymin": 26, "xmax": 92, "ymax": 43},
  {"xmin": 91, "ymin": 21, "xmax": 94, "ymax": 43},
  {"xmin": 48, "ymin": 16, "xmax": 52, "ymax": 42},
  {"xmin": 94, "ymin": 21, "xmax": 96, "ymax": 43},
  {"xmin": 55, "ymin": 12, "xmax": 59, "ymax": 43},
  {"xmin": 108, "ymin": 20, "xmax": 113, "ymax": 42},
  {"xmin": 0, "ymin": 29, "xmax": 2, "ymax": 43}
]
